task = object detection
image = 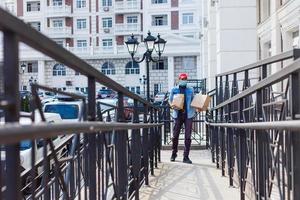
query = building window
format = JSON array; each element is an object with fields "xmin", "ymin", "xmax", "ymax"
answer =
[
  {"xmin": 152, "ymin": 15, "xmax": 168, "ymax": 26},
  {"xmin": 28, "ymin": 21, "xmax": 41, "ymax": 31},
  {"xmin": 76, "ymin": 0, "xmax": 86, "ymax": 8},
  {"xmin": 102, "ymin": 39, "xmax": 113, "ymax": 49},
  {"xmin": 53, "ymin": 19, "xmax": 63, "ymax": 28},
  {"xmin": 125, "ymin": 61, "xmax": 139, "ymax": 74},
  {"xmin": 182, "ymin": 57, "xmax": 195, "ymax": 69},
  {"xmin": 77, "ymin": 19, "xmax": 87, "ymax": 29},
  {"xmin": 53, "ymin": 64, "xmax": 66, "ymax": 76},
  {"xmin": 127, "ymin": 16, "xmax": 138, "ymax": 24},
  {"xmin": 74, "ymin": 70, "xmax": 80, "ymax": 75},
  {"xmin": 182, "ymin": 13, "xmax": 194, "ymax": 24},
  {"xmin": 27, "ymin": 1, "xmax": 40, "ymax": 12},
  {"xmin": 154, "ymin": 84, "xmax": 159, "ymax": 95},
  {"xmin": 101, "ymin": 62, "xmax": 116, "ymax": 75},
  {"xmin": 102, "ymin": 0, "xmax": 112, "ymax": 6},
  {"xmin": 27, "ymin": 62, "xmax": 38, "ymax": 73},
  {"xmin": 292, "ymin": 30, "xmax": 299, "ymax": 48},
  {"xmin": 152, "ymin": 58, "xmax": 168, "ymax": 70},
  {"xmin": 77, "ymin": 40, "xmax": 87, "ymax": 48},
  {"xmin": 53, "ymin": 0, "xmax": 62, "ymax": 6},
  {"xmin": 152, "ymin": 0, "xmax": 167, "ymax": 4},
  {"xmin": 102, "ymin": 18, "xmax": 112, "ymax": 28}
]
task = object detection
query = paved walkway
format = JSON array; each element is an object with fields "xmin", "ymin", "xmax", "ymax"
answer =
[{"xmin": 139, "ymin": 150, "xmax": 240, "ymax": 200}]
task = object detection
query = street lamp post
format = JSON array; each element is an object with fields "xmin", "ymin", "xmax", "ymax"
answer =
[
  {"xmin": 20, "ymin": 64, "xmax": 26, "ymax": 90},
  {"xmin": 139, "ymin": 75, "xmax": 147, "ymax": 97},
  {"xmin": 125, "ymin": 31, "xmax": 166, "ymax": 101}
]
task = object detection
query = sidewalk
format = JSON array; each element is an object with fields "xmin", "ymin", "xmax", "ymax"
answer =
[{"xmin": 139, "ymin": 150, "xmax": 240, "ymax": 200}]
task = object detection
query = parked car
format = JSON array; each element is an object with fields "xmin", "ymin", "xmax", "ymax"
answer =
[
  {"xmin": 0, "ymin": 111, "xmax": 70, "ymax": 193},
  {"xmin": 97, "ymin": 89, "xmax": 116, "ymax": 99},
  {"xmin": 38, "ymin": 91, "xmax": 56, "ymax": 100},
  {"xmin": 153, "ymin": 92, "xmax": 168, "ymax": 105},
  {"xmin": 43, "ymin": 100, "xmax": 84, "ymax": 122}
]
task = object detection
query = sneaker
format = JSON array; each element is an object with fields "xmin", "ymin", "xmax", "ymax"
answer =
[
  {"xmin": 183, "ymin": 157, "xmax": 192, "ymax": 164},
  {"xmin": 170, "ymin": 153, "xmax": 177, "ymax": 162}
]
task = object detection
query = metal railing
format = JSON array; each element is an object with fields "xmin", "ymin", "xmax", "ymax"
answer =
[
  {"xmin": 207, "ymin": 49, "xmax": 300, "ymax": 200},
  {"xmin": 0, "ymin": 8, "xmax": 162, "ymax": 200}
]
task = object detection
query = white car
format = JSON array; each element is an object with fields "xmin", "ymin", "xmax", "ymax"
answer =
[
  {"xmin": 43, "ymin": 100, "xmax": 84, "ymax": 122},
  {"xmin": 1, "ymin": 111, "xmax": 72, "ymax": 192}
]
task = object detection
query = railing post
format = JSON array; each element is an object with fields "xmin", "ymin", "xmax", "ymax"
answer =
[
  {"xmin": 289, "ymin": 70, "xmax": 300, "ymax": 200},
  {"xmin": 87, "ymin": 76, "xmax": 97, "ymax": 199},
  {"xmin": 149, "ymin": 108, "xmax": 155, "ymax": 175},
  {"xmin": 158, "ymin": 108, "xmax": 162, "ymax": 162},
  {"xmin": 255, "ymin": 89, "xmax": 266, "ymax": 199},
  {"xmin": 220, "ymin": 107, "xmax": 225, "ymax": 176},
  {"xmin": 3, "ymin": 31, "xmax": 21, "ymax": 200},
  {"xmin": 142, "ymin": 104, "xmax": 149, "ymax": 185},
  {"xmin": 154, "ymin": 109, "xmax": 158, "ymax": 168},
  {"xmin": 238, "ymin": 98, "xmax": 246, "ymax": 200},
  {"xmin": 227, "ymin": 103, "xmax": 234, "ymax": 186},
  {"xmin": 116, "ymin": 92, "xmax": 128, "ymax": 199},
  {"xmin": 132, "ymin": 99, "xmax": 141, "ymax": 200}
]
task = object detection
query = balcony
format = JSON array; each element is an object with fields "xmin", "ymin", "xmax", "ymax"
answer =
[
  {"xmin": 46, "ymin": 5, "xmax": 71, "ymax": 17},
  {"xmin": 45, "ymin": 27, "xmax": 72, "ymax": 38},
  {"xmin": 114, "ymin": 0, "xmax": 142, "ymax": 13},
  {"xmin": 94, "ymin": 46, "xmax": 114, "ymax": 55},
  {"xmin": 114, "ymin": 24, "xmax": 142, "ymax": 35}
]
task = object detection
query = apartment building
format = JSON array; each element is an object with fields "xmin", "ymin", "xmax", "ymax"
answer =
[
  {"xmin": 0, "ymin": 0, "xmax": 202, "ymax": 96},
  {"xmin": 201, "ymin": 0, "xmax": 257, "ymax": 90},
  {"xmin": 257, "ymin": 0, "xmax": 300, "ymax": 60}
]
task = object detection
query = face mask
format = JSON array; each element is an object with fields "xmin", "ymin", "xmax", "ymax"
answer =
[{"xmin": 179, "ymin": 80, "xmax": 187, "ymax": 87}]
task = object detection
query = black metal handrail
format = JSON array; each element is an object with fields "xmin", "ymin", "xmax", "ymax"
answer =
[
  {"xmin": 214, "ymin": 57, "xmax": 300, "ymax": 110},
  {"xmin": 0, "ymin": 7, "xmax": 162, "ymax": 200},
  {"xmin": 207, "ymin": 50, "xmax": 300, "ymax": 200},
  {"xmin": 0, "ymin": 122, "xmax": 162, "ymax": 145}
]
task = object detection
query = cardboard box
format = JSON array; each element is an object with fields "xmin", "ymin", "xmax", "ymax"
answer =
[
  {"xmin": 171, "ymin": 94, "xmax": 184, "ymax": 110},
  {"xmin": 191, "ymin": 94, "xmax": 211, "ymax": 112}
]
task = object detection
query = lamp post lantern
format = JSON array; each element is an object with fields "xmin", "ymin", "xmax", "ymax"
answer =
[{"xmin": 125, "ymin": 31, "xmax": 166, "ymax": 101}]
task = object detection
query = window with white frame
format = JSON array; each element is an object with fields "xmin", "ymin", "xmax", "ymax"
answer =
[
  {"xmin": 127, "ymin": 16, "xmax": 138, "ymax": 24},
  {"xmin": 182, "ymin": 57, "xmax": 195, "ymax": 69},
  {"xmin": 77, "ymin": 19, "xmax": 87, "ymax": 29},
  {"xmin": 27, "ymin": 62, "xmax": 38, "ymax": 73},
  {"xmin": 76, "ymin": 0, "xmax": 86, "ymax": 8},
  {"xmin": 102, "ymin": 0, "xmax": 112, "ymax": 6},
  {"xmin": 102, "ymin": 18, "xmax": 112, "ymax": 28},
  {"xmin": 125, "ymin": 61, "xmax": 139, "ymax": 74},
  {"xmin": 77, "ymin": 40, "xmax": 87, "ymax": 48},
  {"xmin": 53, "ymin": 0, "xmax": 62, "ymax": 6},
  {"xmin": 101, "ymin": 62, "xmax": 115, "ymax": 75},
  {"xmin": 4, "ymin": 2, "xmax": 15, "ymax": 13},
  {"xmin": 28, "ymin": 21, "xmax": 41, "ymax": 31},
  {"xmin": 27, "ymin": 1, "xmax": 40, "ymax": 12},
  {"xmin": 182, "ymin": 13, "xmax": 194, "ymax": 24},
  {"xmin": 152, "ymin": 0, "xmax": 167, "ymax": 4},
  {"xmin": 102, "ymin": 39, "xmax": 113, "ymax": 49},
  {"xmin": 152, "ymin": 15, "xmax": 168, "ymax": 26},
  {"xmin": 292, "ymin": 30, "xmax": 299, "ymax": 48},
  {"xmin": 53, "ymin": 19, "xmax": 63, "ymax": 28},
  {"xmin": 152, "ymin": 58, "xmax": 168, "ymax": 70},
  {"xmin": 53, "ymin": 64, "xmax": 66, "ymax": 76}
]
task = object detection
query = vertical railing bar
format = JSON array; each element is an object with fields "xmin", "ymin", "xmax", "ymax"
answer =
[
  {"xmin": 87, "ymin": 76, "xmax": 97, "ymax": 200},
  {"xmin": 115, "ymin": 92, "xmax": 127, "ymax": 199},
  {"xmin": 3, "ymin": 30, "xmax": 21, "ymax": 200}
]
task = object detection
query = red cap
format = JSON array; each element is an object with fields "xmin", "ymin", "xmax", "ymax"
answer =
[{"xmin": 179, "ymin": 73, "xmax": 188, "ymax": 80}]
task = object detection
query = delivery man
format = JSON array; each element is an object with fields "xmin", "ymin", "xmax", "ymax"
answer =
[{"xmin": 169, "ymin": 73, "xmax": 195, "ymax": 164}]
